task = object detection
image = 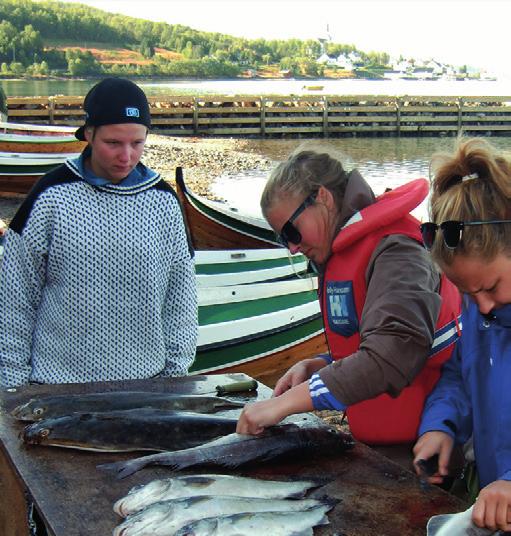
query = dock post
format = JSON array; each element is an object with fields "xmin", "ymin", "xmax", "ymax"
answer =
[
  {"xmin": 260, "ymin": 96, "xmax": 266, "ymax": 138},
  {"xmin": 322, "ymin": 95, "xmax": 329, "ymax": 138}
]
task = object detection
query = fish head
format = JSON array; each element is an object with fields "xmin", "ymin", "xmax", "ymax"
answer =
[
  {"xmin": 22, "ymin": 422, "xmax": 52, "ymax": 445},
  {"xmin": 11, "ymin": 399, "xmax": 49, "ymax": 421}
]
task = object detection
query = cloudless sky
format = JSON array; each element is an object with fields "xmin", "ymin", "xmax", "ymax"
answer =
[{"xmin": 61, "ymin": 0, "xmax": 511, "ymax": 75}]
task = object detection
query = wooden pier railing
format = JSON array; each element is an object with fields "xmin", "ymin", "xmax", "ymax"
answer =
[{"xmin": 7, "ymin": 95, "xmax": 511, "ymax": 137}]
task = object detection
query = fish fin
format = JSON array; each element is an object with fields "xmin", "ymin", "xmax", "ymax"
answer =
[
  {"xmin": 313, "ymin": 495, "xmax": 339, "ymax": 511},
  {"xmin": 288, "ymin": 529, "xmax": 314, "ymax": 536},
  {"xmin": 97, "ymin": 459, "xmax": 145, "ymax": 479}
]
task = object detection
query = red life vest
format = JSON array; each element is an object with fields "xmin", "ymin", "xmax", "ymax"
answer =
[{"xmin": 321, "ymin": 179, "xmax": 461, "ymax": 444}]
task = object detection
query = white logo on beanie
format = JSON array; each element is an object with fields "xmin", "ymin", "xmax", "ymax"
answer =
[{"xmin": 125, "ymin": 107, "xmax": 140, "ymax": 118}]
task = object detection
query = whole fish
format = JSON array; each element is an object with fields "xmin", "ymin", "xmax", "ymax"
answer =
[
  {"xmin": 173, "ymin": 506, "xmax": 333, "ymax": 536},
  {"xmin": 99, "ymin": 422, "xmax": 354, "ymax": 479},
  {"xmin": 113, "ymin": 495, "xmax": 336, "ymax": 536},
  {"xmin": 22, "ymin": 409, "xmax": 238, "ymax": 452},
  {"xmin": 114, "ymin": 474, "xmax": 324, "ymax": 517},
  {"xmin": 11, "ymin": 392, "xmax": 244, "ymax": 421}
]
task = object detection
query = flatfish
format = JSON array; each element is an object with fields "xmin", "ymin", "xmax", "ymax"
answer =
[
  {"xmin": 22, "ymin": 409, "xmax": 238, "ymax": 452},
  {"xmin": 12, "ymin": 392, "xmax": 244, "ymax": 421}
]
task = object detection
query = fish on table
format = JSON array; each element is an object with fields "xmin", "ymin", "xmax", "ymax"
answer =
[
  {"xmin": 11, "ymin": 392, "xmax": 244, "ymax": 421},
  {"xmin": 22, "ymin": 409, "xmax": 238, "ymax": 452},
  {"xmin": 99, "ymin": 422, "xmax": 354, "ymax": 479},
  {"xmin": 114, "ymin": 474, "xmax": 325, "ymax": 517},
  {"xmin": 427, "ymin": 505, "xmax": 501, "ymax": 536},
  {"xmin": 172, "ymin": 506, "xmax": 333, "ymax": 536},
  {"xmin": 113, "ymin": 495, "xmax": 337, "ymax": 536}
]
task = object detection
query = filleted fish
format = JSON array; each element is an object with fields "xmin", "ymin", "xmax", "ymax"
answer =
[
  {"xmin": 99, "ymin": 422, "xmax": 354, "ymax": 478},
  {"xmin": 114, "ymin": 474, "xmax": 323, "ymax": 517},
  {"xmin": 11, "ymin": 392, "xmax": 244, "ymax": 421},
  {"xmin": 22, "ymin": 409, "xmax": 238, "ymax": 452},
  {"xmin": 173, "ymin": 506, "xmax": 333, "ymax": 536},
  {"xmin": 113, "ymin": 495, "xmax": 336, "ymax": 536}
]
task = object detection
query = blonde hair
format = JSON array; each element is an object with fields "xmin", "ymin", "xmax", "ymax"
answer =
[
  {"xmin": 429, "ymin": 137, "xmax": 511, "ymax": 265},
  {"xmin": 260, "ymin": 143, "xmax": 350, "ymax": 218}
]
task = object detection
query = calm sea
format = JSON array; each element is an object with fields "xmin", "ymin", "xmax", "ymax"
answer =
[
  {"xmin": 2, "ymin": 77, "xmax": 511, "ymax": 97},
  {"xmin": 211, "ymin": 136, "xmax": 511, "ymax": 222},
  {"xmin": 3, "ymin": 77, "xmax": 511, "ymax": 221}
]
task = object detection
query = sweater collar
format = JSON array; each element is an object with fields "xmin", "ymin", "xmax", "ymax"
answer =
[{"xmin": 67, "ymin": 146, "xmax": 161, "ymax": 195}]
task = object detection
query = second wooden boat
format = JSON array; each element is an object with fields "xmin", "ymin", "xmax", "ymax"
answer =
[
  {"xmin": 195, "ymin": 248, "xmax": 309, "ymax": 286},
  {"xmin": 0, "ymin": 132, "xmax": 86, "ymax": 154},
  {"xmin": 0, "ymin": 151, "xmax": 78, "ymax": 195},
  {"xmin": 192, "ymin": 276, "xmax": 327, "ymax": 387},
  {"xmin": 0, "ymin": 121, "xmax": 78, "ymax": 136},
  {"xmin": 175, "ymin": 167, "xmax": 280, "ymax": 250}
]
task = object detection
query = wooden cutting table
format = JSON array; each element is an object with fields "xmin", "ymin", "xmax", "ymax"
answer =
[{"xmin": 0, "ymin": 373, "xmax": 467, "ymax": 536}]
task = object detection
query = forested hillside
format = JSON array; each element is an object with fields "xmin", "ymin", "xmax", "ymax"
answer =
[{"xmin": 0, "ymin": 0, "xmax": 389, "ymax": 78}]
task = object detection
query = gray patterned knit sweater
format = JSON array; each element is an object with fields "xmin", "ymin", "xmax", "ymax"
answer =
[{"xmin": 0, "ymin": 157, "xmax": 198, "ymax": 388}]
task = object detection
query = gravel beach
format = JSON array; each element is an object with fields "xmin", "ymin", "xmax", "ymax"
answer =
[{"xmin": 0, "ymin": 134, "xmax": 274, "ymax": 224}]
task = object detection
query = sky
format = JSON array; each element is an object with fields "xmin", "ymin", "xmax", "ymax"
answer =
[{"xmin": 60, "ymin": 0, "xmax": 511, "ymax": 76}]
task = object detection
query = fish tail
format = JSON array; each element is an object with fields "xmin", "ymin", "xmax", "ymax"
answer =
[{"xmin": 96, "ymin": 459, "xmax": 140, "ymax": 479}]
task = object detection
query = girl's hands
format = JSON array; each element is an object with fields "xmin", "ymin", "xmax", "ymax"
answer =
[
  {"xmin": 413, "ymin": 431, "xmax": 454, "ymax": 484},
  {"xmin": 273, "ymin": 357, "xmax": 327, "ymax": 397},
  {"xmin": 472, "ymin": 480, "xmax": 511, "ymax": 532}
]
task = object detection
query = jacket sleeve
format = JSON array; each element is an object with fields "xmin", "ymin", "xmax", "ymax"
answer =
[
  {"xmin": 0, "ymin": 218, "xmax": 48, "ymax": 387},
  {"xmin": 319, "ymin": 234, "xmax": 442, "ymax": 405},
  {"xmin": 160, "ymin": 209, "xmax": 198, "ymax": 377},
  {"xmin": 418, "ymin": 338, "xmax": 473, "ymax": 444}
]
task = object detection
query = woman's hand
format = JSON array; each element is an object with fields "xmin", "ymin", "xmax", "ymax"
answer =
[
  {"xmin": 237, "ymin": 382, "xmax": 313, "ymax": 435},
  {"xmin": 236, "ymin": 398, "xmax": 288, "ymax": 435},
  {"xmin": 472, "ymin": 480, "xmax": 511, "ymax": 532},
  {"xmin": 273, "ymin": 357, "xmax": 327, "ymax": 397},
  {"xmin": 412, "ymin": 431, "xmax": 453, "ymax": 484}
]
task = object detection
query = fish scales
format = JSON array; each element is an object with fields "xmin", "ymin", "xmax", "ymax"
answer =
[
  {"xmin": 22, "ymin": 409, "xmax": 238, "ymax": 452},
  {"xmin": 173, "ymin": 506, "xmax": 332, "ymax": 536},
  {"xmin": 11, "ymin": 392, "xmax": 244, "ymax": 421},
  {"xmin": 114, "ymin": 474, "xmax": 323, "ymax": 517},
  {"xmin": 99, "ymin": 422, "xmax": 354, "ymax": 478},
  {"xmin": 113, "ymin": 495, "xmax": 336, "ymax": 536}
]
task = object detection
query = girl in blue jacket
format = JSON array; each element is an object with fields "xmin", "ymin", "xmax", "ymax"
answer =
[{"xmin": 413, "ymin": 137, "xmax": 511, "ymax": 533}]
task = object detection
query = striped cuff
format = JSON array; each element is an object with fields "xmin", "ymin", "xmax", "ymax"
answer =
[
  {"xmin": 309, "ymin": 372, "xmax": 347, "ymax": 411},
  {"xmin": 317, "ymin": 353, "xmax": 334, "ymax": 364}
]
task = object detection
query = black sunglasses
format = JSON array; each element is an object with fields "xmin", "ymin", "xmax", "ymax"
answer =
[
  {"xmin": 420, "ymin": 219, "xmax": 511, "ymax": 250},
  {"xmin": 277, "ymin": 192, "xmax": 318, "ymax": 248}
]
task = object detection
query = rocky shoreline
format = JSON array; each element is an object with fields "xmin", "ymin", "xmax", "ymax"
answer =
[{"xmin": 0, "ymin": 134, "xmax": 274, "ymax": 224}]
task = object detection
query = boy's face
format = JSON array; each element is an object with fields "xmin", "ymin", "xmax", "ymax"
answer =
[
  {"xmin": 442, "ymin": 252, "xmax": 511, "ymax": 314},
  {"xmin": 84, "ymin": 123, "xmax": 147, "ymax": 184}
]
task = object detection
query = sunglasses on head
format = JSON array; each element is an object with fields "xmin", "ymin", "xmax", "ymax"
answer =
[
  {"xmin": 277, "ymin": 191, "xmax": 318, "ymax": 248},
  {"xmin": 420, "ymin": 219, "xmax": 511, "ymax": 251}
]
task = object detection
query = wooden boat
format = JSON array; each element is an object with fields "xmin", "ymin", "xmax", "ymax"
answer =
[
  {"xmin": 0, "ymin": 121, "xmax": 77, "ymax": 136},
  {"xmin": 191, "ymin": 276, "xmax": 327, "ymax": 387},
  {"xmin": 195, "ymin": 248, "xmax": 309, "ymax": 286},
  {"xmin": 0, "ymin": 151, "xmax": 78, "ymax": 195},
  {"xmin": 0, "ymin": 132, "xmax": 85, "ymax": 154},
  {"xmin": 175, "ymin": 167, "xmax": 280, "ymax": 250}
]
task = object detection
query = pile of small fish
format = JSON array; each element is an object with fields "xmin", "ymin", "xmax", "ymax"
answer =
[
  {"xmin": 11, "ymin": 392, "xmax": 246, "ymax": 453},
  {"xmin": 113, "ymin": 474, "xmax": 337, "ymax": 536}
]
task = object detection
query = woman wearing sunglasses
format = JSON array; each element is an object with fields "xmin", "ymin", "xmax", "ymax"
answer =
[
  {"xmin": 237, "ymin": 143, "xmax": 461, "ymax": 445},
  {"xmin": 413, "ymin": 138, "xmax": 511, "ymax": 533}
]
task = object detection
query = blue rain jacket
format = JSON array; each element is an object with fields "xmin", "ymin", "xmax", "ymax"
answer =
[{"xmin": 419, "ymin": 300, "xmax": 511, "ymax": 488}]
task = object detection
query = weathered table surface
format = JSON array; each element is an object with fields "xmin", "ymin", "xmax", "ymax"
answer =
[{"xmin": 0, "ymin": 373, "xmax": 467, "ymax": 536}]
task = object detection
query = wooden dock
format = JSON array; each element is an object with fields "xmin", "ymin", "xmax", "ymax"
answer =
[{"xmin": 7, "ymin": 94, "xmax": 511, "ymax": 137}]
